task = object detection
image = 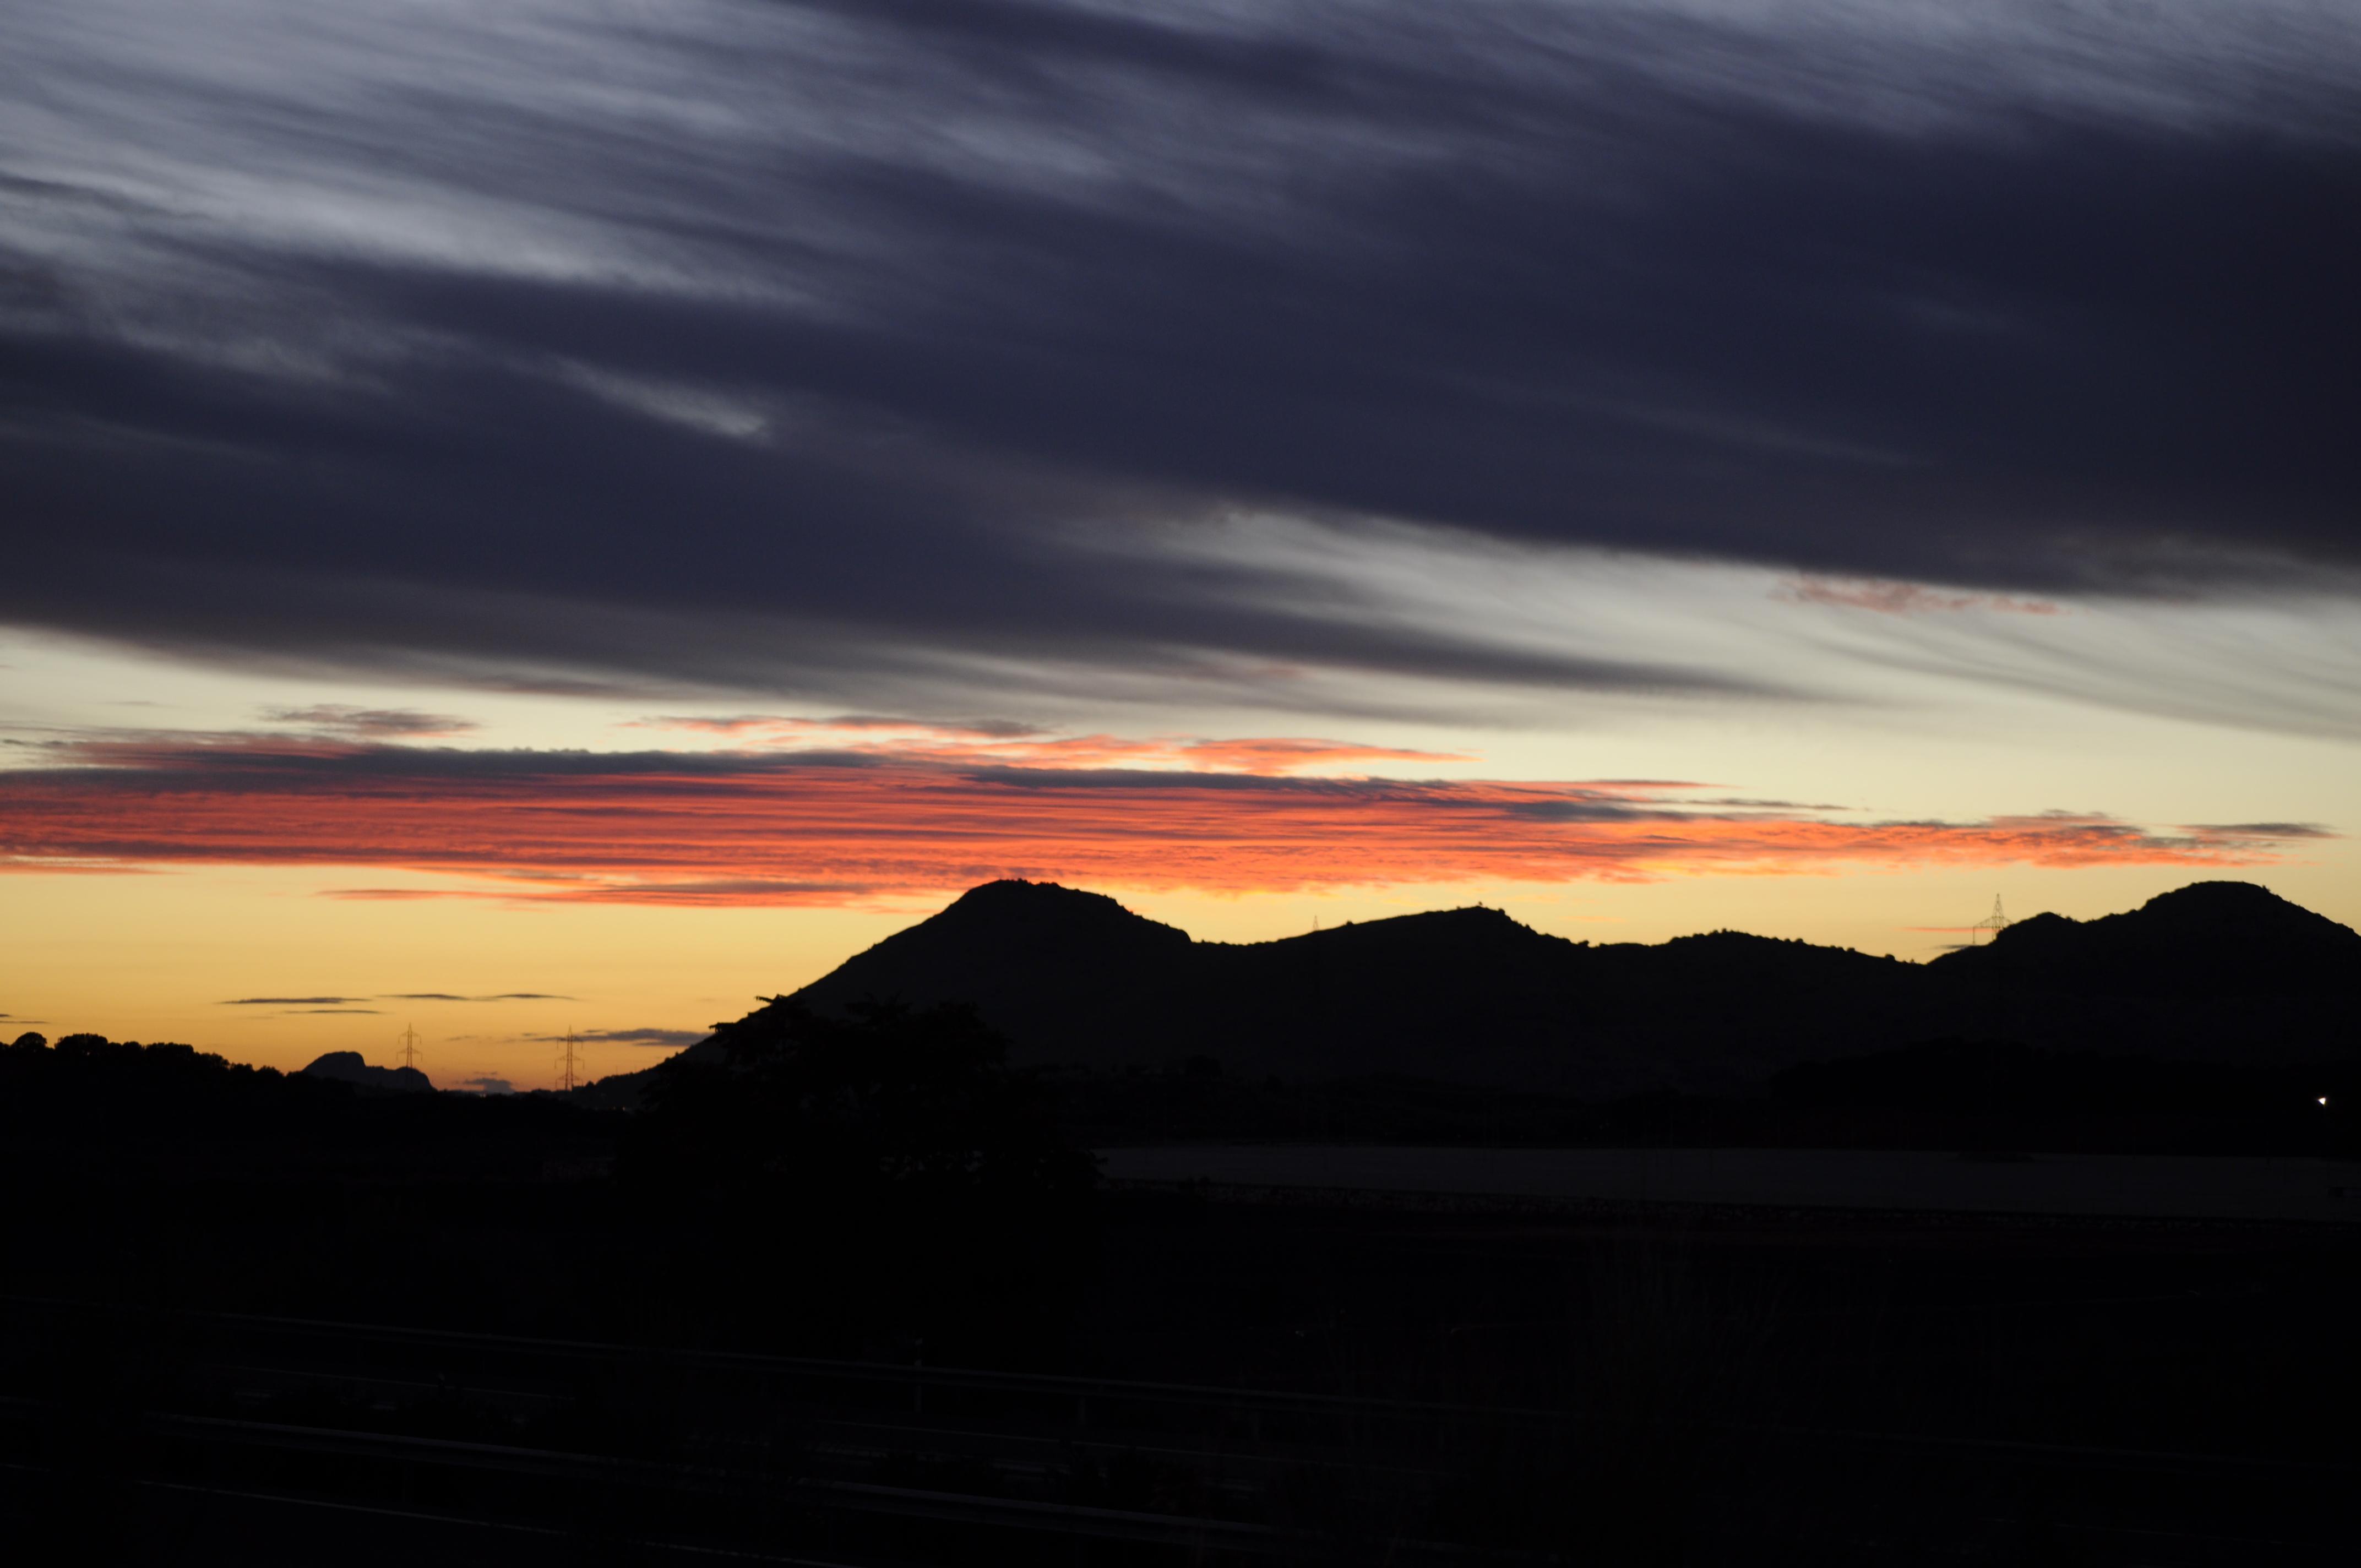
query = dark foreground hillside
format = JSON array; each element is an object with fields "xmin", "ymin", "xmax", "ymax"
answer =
[
  {"xmin": 3, "ymin": 1017, "xmax": 2359, "ymax": 1564},
  {"xmin": 7, "ymin": 1199, "xmax": 2357, "ymax": 1566}
]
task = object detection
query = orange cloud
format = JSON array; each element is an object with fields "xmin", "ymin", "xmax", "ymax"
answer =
[{"xmin": 0, "ymin": 733, "xmax": 2321, "ymax": 906}]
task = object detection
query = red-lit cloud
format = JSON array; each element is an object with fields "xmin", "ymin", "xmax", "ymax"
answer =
[{"xmin": 0, "ymin": 732, "xmax": 2324, "ymax": 906}]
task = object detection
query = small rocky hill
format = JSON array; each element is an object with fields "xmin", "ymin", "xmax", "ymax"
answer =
[{"xmin": 300, "ymin": 1050, "xmax": 434, "ymax": 1094}]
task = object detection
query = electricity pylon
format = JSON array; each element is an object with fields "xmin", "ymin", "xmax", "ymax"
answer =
[
  {"xmin": 1970, "ymin": 895, "xmax": 2011, "ymax": 946},
  {"xmin": 395, "ymin": 1023, "xmax": 423, "ymax": 1070},
  {"xmin": 557, "ymin": 1027, "xmax": 585, "ymax": 1092}
]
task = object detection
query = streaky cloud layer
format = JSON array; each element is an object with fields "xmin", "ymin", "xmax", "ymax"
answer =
[
  {"xmin": 1, "ymin": 0, "xmax": 2354, "ymax": 716},
  {"xmin": 0, "ymin": 732, "xmax": 2321, "ymax": 905}
]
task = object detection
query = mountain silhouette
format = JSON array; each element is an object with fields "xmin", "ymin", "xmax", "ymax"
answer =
[
  {"xmin": 582, "ymin": 878, "xmax": 2356, "ymax": 1103},
  {"xmin": 792, "ymin": 880, "xmax": 1198, "ymax": 1059},
  {"xmin": 1932, "ymin": 881, "xmax": 2361, "ymax": 997},
  {"xmin": 1911, "ymin": 880, "xmax": 2361, "ymax": 1067},
  {"xmin": 300, "ymin": 1050, "xmax": 434, "ymax": 1094}
]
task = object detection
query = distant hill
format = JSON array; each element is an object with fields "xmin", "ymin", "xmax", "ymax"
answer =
[
  {"xmin": 300, "ymin": 1050, "xmax": 434, "ymax": 1095},
  {"xmin": 1914, "ymin": 882, "xmax": 2359, "ymax": 1065},
  {"xmin": 578, "ymin": 878, "xmax": 2356, "ymax": 1103},
  {"xmin": 1930, "ymin": 881, "xmax": 2361, "ymax": 998}
]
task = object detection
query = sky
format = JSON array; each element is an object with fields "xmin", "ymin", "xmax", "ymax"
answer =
[{"xmin": 3, "ymin": 1, "xmax": 2357, "ymax": 1091}]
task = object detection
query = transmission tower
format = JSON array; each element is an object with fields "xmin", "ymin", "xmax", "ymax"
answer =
[
  {"xmin": 395, "ymin": 1023, "xmax": 423, "ymax": 1070},
  {"xmin": 1970, "ymin": 895, "xmax": 2011, "ymax": 946},
  {"xmin": 557, "ymin": 1027, "xmax": 585, "ymax": 1092}
]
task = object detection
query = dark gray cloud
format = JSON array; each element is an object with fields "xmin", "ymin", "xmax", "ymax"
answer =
[
  {"xmin": 526, "ymin": 1027, "xmax": 706, "ymax": 1048},
  {"xmin": 222, "ymin": 995, "xmax": 360, "ymax": 1006},
  {"xmin": 1, "ymin": 1, "xmax": 2355, "ymax": 708},
  {"xmin": 379, "ymin": 992, "xmax": 572, "ymax": 1002},
  {"xmin": 229, "ymin": 989, "xmax": 557, "ymax": 1009},
  {"xmin": 458, "ymin": 1075, "xmax": 515, "ymax": 1094},
  {"xmin": 263, "ymin": 706, "xmax": 477, "ymax": 739}
]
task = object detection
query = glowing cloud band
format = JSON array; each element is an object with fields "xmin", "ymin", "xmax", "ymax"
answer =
[{"xmin": 0, "ymin": 732, "xmax": 2324, "ymax": 905}]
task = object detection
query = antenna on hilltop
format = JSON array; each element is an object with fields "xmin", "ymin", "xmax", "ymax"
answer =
[
  {"xmin": 1971, "ymin": 895, "xmax": 2011, "ymax": 946},
  {"xmin": 395, "ymin": 1023, "xmax": 423, "ymax": 1071},
  {"xmin": 557, "ymin": 1027, "xmax": 585, "ymax": 1093}
]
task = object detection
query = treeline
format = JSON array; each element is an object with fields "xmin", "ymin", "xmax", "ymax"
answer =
[
  {"xmin": 0, "ymin": 1030, "xmax": 612, "ymax": 1172},
  {"xmin": 2, "ymin": 1029, "xmax": 362, "ymax": 1146}
]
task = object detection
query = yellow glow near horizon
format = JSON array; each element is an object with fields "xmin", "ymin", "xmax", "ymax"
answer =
[{"xmin": 7, "ymin": 852, "xmax": 2355, "ymax": 1092}]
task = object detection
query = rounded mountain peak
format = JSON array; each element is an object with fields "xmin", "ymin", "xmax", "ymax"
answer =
[
  {"xmin": 787, "ymin": 880, "xmax": 1192, "ymax": 1029},
  {"xmin": 933, "ymin": 879, "xmax": 1191, "ymax": 942},
  {"xmin": 1958, "ymin": 879, "xmax": 2358, "ymax": 996},
  {"xmin": 2134, "ymin": 880, "xmax": 2340, "ymax": 927}
]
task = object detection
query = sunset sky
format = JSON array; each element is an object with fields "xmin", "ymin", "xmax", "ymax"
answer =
[{"xmin": 4, "ymin": 1, "xmax": 2357, "ymax": 1092}]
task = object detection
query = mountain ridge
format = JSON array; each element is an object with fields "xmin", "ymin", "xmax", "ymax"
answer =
[
  {"xmin": 578, "ymin": 878, "xmax": 2355, "ymax": 1105},
  {"xmin": 1932, "ymin": 880, "xmax": 2361, "ymax": 997}
]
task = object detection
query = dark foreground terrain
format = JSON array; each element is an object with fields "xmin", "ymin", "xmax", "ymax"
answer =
[
  {"xmin": 3, "ymin": 1188, "xmax": 2356, "ymax": 1566},
  {"xmin": 7, "ymin": 875, "xmax": 2358, "ymax": 1564},
  {"xmin": 3, "ymin": 1031, "xmax": 2357, "ymax": 1564}
]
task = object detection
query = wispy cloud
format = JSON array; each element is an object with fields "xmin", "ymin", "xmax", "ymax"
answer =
[
  {"xmin": 379, "ymin": 992, "xmax": 573, "ymax": 1002},
  {"xmin": 222, "ymin": 995, "xmax": 362, "ymax": 1006},
  {"xmin": 262, "ymin": 706, "xmax": 478, "ymax": 739},
  {"xmin": 524, "ymin": 1027, "xmax": 706, "ymax": 1047},
  {"xmin": 1, "ymin": 0, "xmax": 2352, "ymax": 720},
  {"xmin": 1776, "ymin": 578, "xmax": 2064, "ymax": 617},
  {"xmin": 627, "ymin": 717, "xmax": 1473, "ymax": 774},
  {"xmin": 638, "ymin": 715, "xmax": 1045, "ymax": 739},
  {"xmin": 2180, "ymin": 821, "xmax": 2336, "ymax": 841}
]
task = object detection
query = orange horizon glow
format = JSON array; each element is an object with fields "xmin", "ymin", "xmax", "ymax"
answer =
[{"xmin": 0, "ymin": 732, "xmax": 2323, "ymax": 907}]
